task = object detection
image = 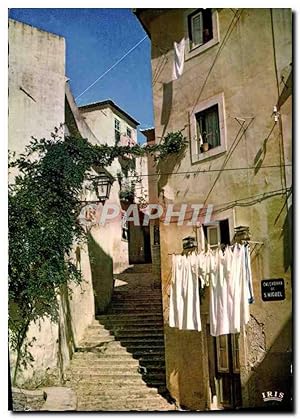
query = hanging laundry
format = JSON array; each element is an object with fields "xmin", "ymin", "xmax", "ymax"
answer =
[
  {"xmin": 169, "ymin": 254, "xmax": 185, "ymax": 330},
  {"xmin": 169, "ymin": 254, "xmax": 202, "ymax": 331},
  {"xmin": 244, "ymin": 244, "xmax": 254, "ymax": 303},
  {"xmin": 183, "ymin": 252, "xmax": 202, "ymax": 331},
  {"xmin": 209, "ymin": 244, "xmax": 252, "ymax": 337},
  {"xmin": 172, "ymin": 38, "xmax": 185, "ymax": 80},
  {"xmin": 169, "ymin": 243, "xmax": 254, "ymax": 336}
]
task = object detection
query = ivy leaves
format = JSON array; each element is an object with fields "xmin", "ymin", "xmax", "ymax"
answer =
[{"xmin": 8, "ymin": 129, "xmax": 186, "ymax": 381}]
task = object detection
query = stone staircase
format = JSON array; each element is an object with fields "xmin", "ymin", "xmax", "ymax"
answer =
[{"xmin": 65, "ymin": 263, "xmax": 175, "ymax": 411}]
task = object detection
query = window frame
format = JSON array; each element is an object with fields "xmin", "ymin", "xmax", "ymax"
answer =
[
  {"xmin": 196, "ymin": 103, "xmax": 221, "ymax": 150},
  {"xmin": 190, "ymin": 93, "xmax": 227, "ymax": 163},
  {"xmin": 114, "ymin": 118, "xmax": 121, "ymax": 143},
  {"xmin": 207, "ymin": 224, "xmax": 221, "ymax": 249},
  {"xmin": 184, "ymin": 8, "xmax": 219, "ymax": 61},
  {"xmin": 201, "ymin": 217, "xmax": 232, "ymax": 251},
  {"xmin": 126, "ymin": 127, "xmax": 132, "ymax": 138}
]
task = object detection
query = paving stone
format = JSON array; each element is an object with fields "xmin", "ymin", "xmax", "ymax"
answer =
[{"xmin": 41, "ymin": 387, "xmax": 76, "ymax": 411}]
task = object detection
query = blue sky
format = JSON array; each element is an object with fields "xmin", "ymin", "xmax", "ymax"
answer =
[{"xmin": 8, "ymin": 8, "xmax": 154, "ymax": 142}]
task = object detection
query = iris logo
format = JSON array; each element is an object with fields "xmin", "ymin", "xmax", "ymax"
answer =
[{"xmin": 262, "ymin": 391, "xmax": 284, "ymax": 402}]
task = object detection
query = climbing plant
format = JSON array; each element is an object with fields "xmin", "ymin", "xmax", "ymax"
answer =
[{"xmin": 8, "ymin": 128, "xmax": 187, "ymax": 383}]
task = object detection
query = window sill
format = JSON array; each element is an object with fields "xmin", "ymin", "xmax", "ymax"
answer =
[
  {"xmin": 191, "ymin": 144, "xmax": 227, "ymax": 164},
  {"xmin": 185, "ymin": 37, "xmax": 219, "ymax": 61}
]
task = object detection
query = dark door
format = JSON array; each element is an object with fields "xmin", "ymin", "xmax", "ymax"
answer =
[
  {"xmin": 214, "ymin": 333, "xmax": 242, "ymax": 409},
  {"xmin": 207, "ymin": 327, "xmax": 242, "ymax": 410},
  {"xmin": 128, "ymin": 220, "xmax": 152, "ymax": 264}
]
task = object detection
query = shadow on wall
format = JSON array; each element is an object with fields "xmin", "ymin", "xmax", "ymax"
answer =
[
  {"xmin": 243, "ymin": 315, "xmax": 292, "ymax": 411},
  {"xmin": 282, "ymin": 204, "xmax": 292, "ymax": 272},
  {"xmin": 57, "ymin": 283, "xmax": 76, "ymax": 382},
  {"xmin": 87, "ymin": 232, "xmax": 114, "ymax": 315},
  {"xmin": 157, "ymin": 146, "xmax": 187, "ymax": 199},
  {"xmin": 160, "ymin": 81, "xmax": 173, "ymax": 139},
  {"xmin": 253, "ymin": 123, "xmax": 276, "ymax": 175}
]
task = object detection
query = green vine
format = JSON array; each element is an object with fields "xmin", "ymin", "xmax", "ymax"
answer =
[{"xmin": 8, "ymin": 129, "xmax": 186, "ymax": 383}]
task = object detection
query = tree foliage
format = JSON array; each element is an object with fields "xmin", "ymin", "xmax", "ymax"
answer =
[{"xmin": 8, "ymin": 129, "xmax": 186, "ymax": 383}]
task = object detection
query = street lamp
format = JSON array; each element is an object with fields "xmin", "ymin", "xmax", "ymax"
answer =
[{"xmin": 91, "ymin": 171, "xmax": 115, "ymax": 204}]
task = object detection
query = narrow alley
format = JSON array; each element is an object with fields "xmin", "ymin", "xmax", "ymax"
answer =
[{"xmin": 65, "ymin": 263, "xmax": 175, "ymax": 411}]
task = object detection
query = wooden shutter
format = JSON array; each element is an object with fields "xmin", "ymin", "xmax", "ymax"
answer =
[
  {"xmin": 231, "ymin": 334, "xmax": 240, "ymax": 373},
  {"xmin": 192, "ymin": 12, "xmax": 203, "ymax": 47},
  {"xmin": 216, "ymin": 335, "xmax": 230, "ymax": 373}
]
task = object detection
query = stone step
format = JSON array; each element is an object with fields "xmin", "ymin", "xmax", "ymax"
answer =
[
  {"xmin": 70, "ymin": 357, "xmax": 139, "ymax": 366},
  {"xmin": 66, "ymin": 371, "xmax": 166, "ymax": 382},
  {"xmin": 81, "ymin": 336, "xmax": 164, "ymax": 348},
  {"xmin": 110, "ymin": 301, "xmax": 162, "ymax": 307},
  {"xmin": 94, "ymin": 320, "xmax": 163, "ymax": 328},
  {"xmin": 108, "ymin": 309, "xmax": 163, "ymax": 315},
  {"xmin": 70, "ymin": 382, "xmax": 167, "ymax": 394},
  {"xmin": 75, "ymin": 343, "xmax": 165, "ymax": 355},
  {"xmin": 76, "ymin": 403, "xmax": 173, "ymax": 412},
  {"xmin": 69, "ymin": 363, "xmax": 166, "ymax": 373},
  {"xmin": 82, "ymin": 330, "xmax": 164, "ymax": 342},
  {"xmin": 89, "ymin": 323, "xmax": 164, "ymax": 332},
  {"xmin": 96, "ymin": 313, "xmax": 163, "ymax": 320},
  {"xmin": 111, "ymin": 293, "xmax": 162, "ymax": 301},
  {"xmin": 108, "ymin": 304, "xmax": 163, "ymax": 311},
  {"xmin": 76, "ymin": 398, "xmax": 173, "ymax": 411},
  {"xmin": 70, "ymin": 361, "xmax": 166, "ymax": 372},
  {"xmin": 72, "ymin": 352, "xmax": 165, "ymax": 363},
  {"xmin": 77, "ymin": 386, "xmax": 163, "ymax": 402},
  {"xmin": 109, "ymin": 303, "xmax": 163, "ymax": 311}
]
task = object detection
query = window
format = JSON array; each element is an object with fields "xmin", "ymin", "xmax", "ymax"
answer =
[
  {"xmin": 114, "ymin": 118, "xmax": 120, "ymax": 143},
  {"xmin": 188, "ymin": 9, "xmax": 213, "ymax": 50},
  {"xmin": 190, "ymin": 93, "xmax": 226, "ymax": 163},
  {"xmin": 203, "ymin": 219, "xmax": 230, "ymax": 250},
  {"xmin": 196, "ymin": 104, "xmax": 220, "ymax": 152},
  {"xmin": 122, "ymin": 223, "xmax": 129, "ymax": 241},
  {"xmin": 207, "ymin": 225, "xmax": 221, "ymax": 249},
  {"xmin": 184, "ymin": 9, "xmax": 219, "ymax": 60},
  {"xmin": 126, "ymin": 127, "xmax": 132, "ymax": 138}
]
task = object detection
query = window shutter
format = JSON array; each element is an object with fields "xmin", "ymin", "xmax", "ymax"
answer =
[
  {"xmin": 192, "ymin": 12, "xmax": 203, "ymax": 47},
  {"xmin": 231, "ymin": 334, "xmax": 240, "ymax": 373},
  {"xmin": 207, "ymin": 225, "xmax": 220, "ymax": 249},
  {"xmin": 216, "ymin": 335, "xmax": 230, "ymax": 373}
]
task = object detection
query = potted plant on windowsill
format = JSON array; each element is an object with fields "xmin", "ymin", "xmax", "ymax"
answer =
[{"xmin": 200, "ymin": 132, "xmax": 209, "ymax": 153}]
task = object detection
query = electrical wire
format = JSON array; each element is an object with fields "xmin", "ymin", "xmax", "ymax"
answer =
[
  {"xmin": 75, "ymin": 35, "xmax": 147, "ymax": 101},
  {"xmin": 121, "ymin": 163, "xmax": 292, "ymax": 179},
  {"xmin": 158, "ymin": 187, "xmax": 292, "ymax": 224}
]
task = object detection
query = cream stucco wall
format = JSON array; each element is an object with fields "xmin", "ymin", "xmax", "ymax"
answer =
[
  {"xmin": 8, "ymin": 20, "xmax": 94, "ymax": 387},
  {"xmin": 8, "ymin": 19, "xmax": 68, "ymax": 386},
  {"xmin": 142, "ymin": 8, "xmax": 292, "ymax": 410},
  {"xmin": 79, "ymin": 105, "xmax": 139, "ymax": 274}
]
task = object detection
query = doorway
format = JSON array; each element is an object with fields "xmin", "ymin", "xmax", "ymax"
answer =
[
  {"xmin": 207, "ymin": 327, "xmax": 242, "ymax": 409},
  {"xmin": 128, "ymin": 214, "xmax": 152, "ymax": 264}
]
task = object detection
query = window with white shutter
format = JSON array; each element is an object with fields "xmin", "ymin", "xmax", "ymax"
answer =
[{"xmin": 188, "ymin": 9, "xmax": 213, "ymax": 49}]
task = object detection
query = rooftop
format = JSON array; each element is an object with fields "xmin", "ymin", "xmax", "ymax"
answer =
[{"xmin": 78, "ymin": 99, "xmax": 139, "ymax": 127}]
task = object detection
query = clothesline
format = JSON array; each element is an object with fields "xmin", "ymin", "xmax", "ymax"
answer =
[{"xmin": 167, "ymin": 240, "xmax": 264, "ymax": 255}]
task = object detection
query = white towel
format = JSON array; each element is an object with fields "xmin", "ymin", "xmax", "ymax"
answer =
[{"xmin": 172, "ymin": 38, "xmax": 185, "ymax": 80}]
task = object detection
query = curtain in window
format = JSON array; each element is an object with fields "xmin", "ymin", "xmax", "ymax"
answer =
[{"xmin": 206, "ymin": 108, "xmax": 220, "ymax": 148}]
